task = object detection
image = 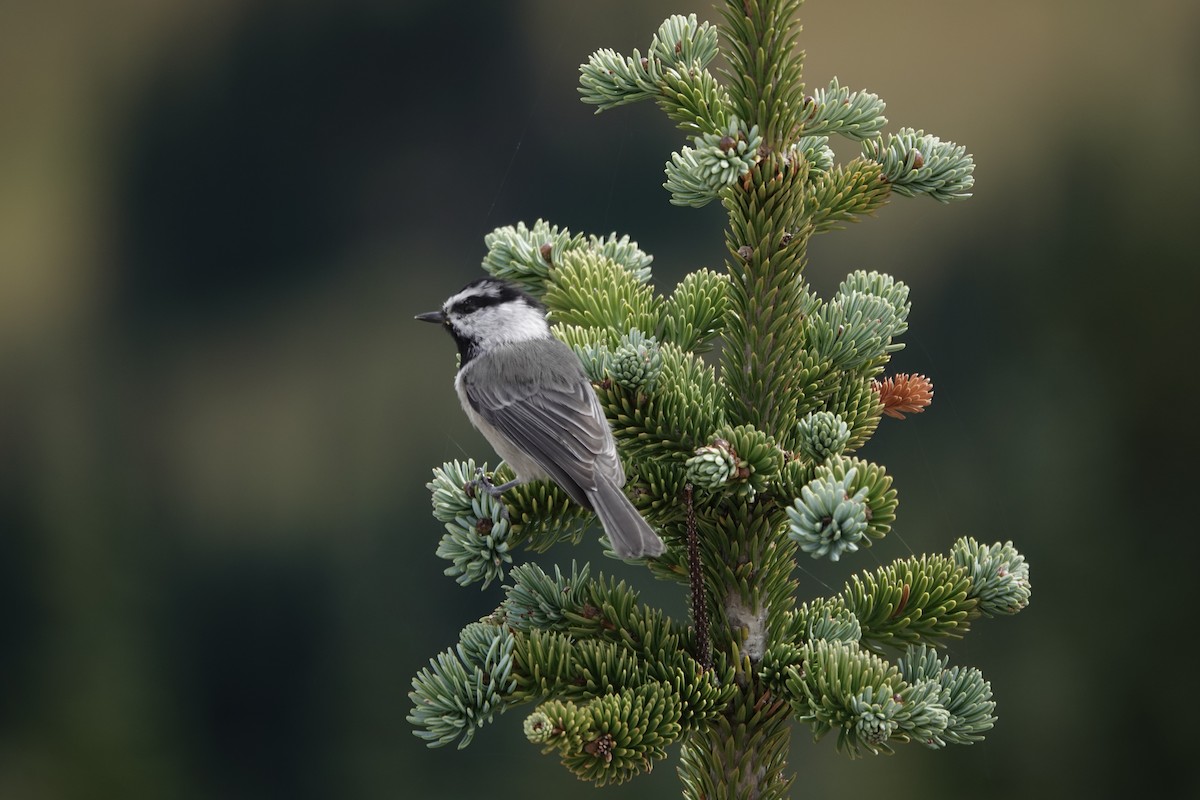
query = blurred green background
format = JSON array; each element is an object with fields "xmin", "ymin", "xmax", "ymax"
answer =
[{"xmin": 2, "ymin": 1, "xmax": 1196, "ymax": 798}]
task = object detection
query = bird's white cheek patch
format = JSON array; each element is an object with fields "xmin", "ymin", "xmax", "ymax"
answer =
[{"xmin": 466, "ymin": 307, "xmax": 548, "ymax": 347}]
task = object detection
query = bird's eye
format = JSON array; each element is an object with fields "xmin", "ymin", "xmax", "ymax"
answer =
[{"xmin": 452, "ymin": 296, "xmax": 485, "ymax": 315}]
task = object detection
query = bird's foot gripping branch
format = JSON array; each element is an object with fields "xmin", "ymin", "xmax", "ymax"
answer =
[{"xmin": 408, "ymin": 3, "xmax": 1030, "ymax": 797}]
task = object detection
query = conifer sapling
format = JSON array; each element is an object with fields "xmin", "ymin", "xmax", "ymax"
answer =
[{"xmin": 409, "ymin": 2, "xmax": 1030, "ymax": 796}]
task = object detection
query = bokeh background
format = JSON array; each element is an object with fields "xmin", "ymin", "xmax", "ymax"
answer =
[{"xmin": 2, "ymin": 1, "xmax": 1197, "ymax": 798}]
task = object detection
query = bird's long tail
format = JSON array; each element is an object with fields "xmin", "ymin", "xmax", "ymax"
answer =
[{"xmin": 588, "ymin": 479, "xmax": 666, "ymax": 559}]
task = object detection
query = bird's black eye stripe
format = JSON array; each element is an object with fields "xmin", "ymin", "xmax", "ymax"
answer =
[
  {"xmin": 450, "ymin": 295, "xmax": 492, "ymax": 315},
  {"xmin": 449, "ymin": 286, "xmax": 524, "ymax": 315},
  {"xmin": 448, "ymin": 279, "xmax": 544, "ymax": 316}
]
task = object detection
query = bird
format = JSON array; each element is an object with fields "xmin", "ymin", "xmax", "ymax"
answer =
[{"xmin": 416, "ymin": 277, "xmax": 666, "ymax": 559}]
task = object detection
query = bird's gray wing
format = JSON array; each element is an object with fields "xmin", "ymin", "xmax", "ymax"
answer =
[{"xmin": 461, "ymin": 341, "xmax": 624, "ymax": 508}]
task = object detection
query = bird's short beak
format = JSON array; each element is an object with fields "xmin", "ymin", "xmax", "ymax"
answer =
[{"xmin": 414, "ymin": 310, "xmax": 446, "ymax": 324}]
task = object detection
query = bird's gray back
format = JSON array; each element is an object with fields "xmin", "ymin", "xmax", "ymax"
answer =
[{"xmin": 457, "ymin": 337, "xmax": 625, "ymax": 492}]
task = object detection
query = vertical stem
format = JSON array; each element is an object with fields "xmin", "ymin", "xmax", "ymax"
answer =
[
  {"xmin": 721, "ymin": 180, "xmax": 812, "ymax": 437},
  {"xmin": 720, "ymin": 0, "xmax": 808, "ymax": 146},
  {"xmin": 685, "ymin": 483, "xmax": 711, "ymax": 670},
  {"xmin": 718, "ymin": 0, "xmax": 814, "ymax": 442},
  {"xmin": 684, "ymin": 1, "xmax": 812, "ymax": 796},
  {"xmin": 679, "ymin": 677, "xmax": 794, "ymax": 800}
]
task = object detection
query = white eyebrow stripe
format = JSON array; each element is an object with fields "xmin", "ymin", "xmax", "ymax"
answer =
[{"xmin": 444, "ymin": 287, "xmax": 493, "ymax": 311}]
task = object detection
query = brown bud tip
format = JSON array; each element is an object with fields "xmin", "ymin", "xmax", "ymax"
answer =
[
  {"xmin": 640, "ymin": 57, "xmax": 649, "ymax": 70},
  {"xmin": 583, "ymin": 733, "xmax": 616, "ymax": 763},
  {"xmin": 872, "ymin": 373, "xmax": 935, "ymax": 419},
  {"xmin": 910, "ymin": 149, "xmax": 925, "ymax": 170},
  {"xmin": 718, "ymin": 135, "xmax": 737, "ymax": 152},
  {"xmin": 475, "ymin": 518, "xmax": 493, "ymax": 535},
  {"xmin": 539, "ymin": 242, "xmax": 553, "ymax": 263},
  {"xmin": 737, "ymin": 245, "xmax": 754, "ymax": 260},
  {"xmin": 674, "ymin": 40, "xmax": 683, "ymax": 56}
]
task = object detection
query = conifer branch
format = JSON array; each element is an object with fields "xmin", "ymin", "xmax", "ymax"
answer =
[
  {"xmin": 799, "ymin": 78, "xmax": 888, "ymax": 141},
  {"xmin": 841, "ymin": 554, "xmax": 978, "ymax": 652},
  {"xmin": 806, "ymin": 159, "xmax": 892, "ymax": 233},
  {"xmin": 863, "ymin": 127, "xmax": 976, "ymax": 202}
]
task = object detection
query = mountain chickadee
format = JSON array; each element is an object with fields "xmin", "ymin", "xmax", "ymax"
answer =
[{"xmin": 416, "ymin": 277, "xmax": 666, "ymax": 559}]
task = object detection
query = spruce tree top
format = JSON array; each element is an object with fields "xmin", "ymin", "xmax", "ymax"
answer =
[{"xmin": 409, "ymin": 3, "xmax": 1029, "ymax": 796}]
